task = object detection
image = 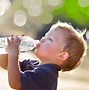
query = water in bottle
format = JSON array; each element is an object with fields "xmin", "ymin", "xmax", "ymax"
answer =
[
  {"xmin": 0, "ymin": 37, "xmax": 7, "ymax": 48},
  {"xmin": 20, "ymin": 36, "xmax": 40, "ymax": 52},
  {"xmin": 0, "ymin": 36, "xmax": 40, "ymax": 53}
]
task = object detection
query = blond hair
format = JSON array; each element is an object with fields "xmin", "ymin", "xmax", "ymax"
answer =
[{"xmin": 51, "ymin": 21, "xmax": 87, "ymax": 71}]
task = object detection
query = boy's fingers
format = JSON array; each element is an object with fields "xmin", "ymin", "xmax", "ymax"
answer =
[
  {"xmin": 7, "ymin": 38, "xmax": 10, "ymax": 43},
  {"xmin": 11, "ymin": 34, "xmax": 14, "ymax": 41},
  {"xmin": 15, "ymin": 36, "xmax": 21, "ymax": 44},
  {"xmin": 7, "ymin": 38, "xmax": 10, "ymax": 48}
]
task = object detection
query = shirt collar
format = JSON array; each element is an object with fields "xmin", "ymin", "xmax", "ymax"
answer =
[{"xmin": 39, "ymin": 63, "xmax": 61, "ymax": 71}]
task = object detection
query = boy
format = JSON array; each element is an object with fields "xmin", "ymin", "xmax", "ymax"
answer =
[{"xmin": 1, "ymin": 21, "xmax": 87, "ymax": 90}]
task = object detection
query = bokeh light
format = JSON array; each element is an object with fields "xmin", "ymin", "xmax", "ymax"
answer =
[
  {"xmin": 13, "ymin": 10, "xmax": 26, "ymax": 26},
  {"xmin": 23, "ymin": 0, "xmax": 30, "ymax": 8},
  {"xmin": 23, "ymin": 0, "xmax": 42, "ymax": 9},
  {"xmin": 0, "ymin": 0, "xmax": 11, "ymax": 16},
  {"xmin": 0, "ymin": 6, "xmax": 5, "ymax": 16},
  {"xmin": 23, "ymin": 0, "xmax": 43, "ymax": 17},
  {"xmin": 78, "ymin": 0, "xmax": 89, "ymax": 7},
  {"xmin": 48, "ymin": 0, "xmax": 63, "ymax": 7},
  {"xmin": 28, "ymin": 5, "xmax": 43, "ymax": 17}
]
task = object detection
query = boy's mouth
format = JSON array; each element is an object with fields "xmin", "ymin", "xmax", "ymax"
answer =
[{"xmin": 35, "ymin": 43, "xmax": 40, "ymax": 49}]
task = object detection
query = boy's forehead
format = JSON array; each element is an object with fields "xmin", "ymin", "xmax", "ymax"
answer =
[
  {"xmin": 45, "ymin": 28, "xmax": 56, "ymax": 35},
  {"xmin": 45, "ymin": 31, "xmax": 53, "ymax": 36}
]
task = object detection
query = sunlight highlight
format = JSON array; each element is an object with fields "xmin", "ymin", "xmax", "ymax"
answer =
[
  {"xmin": 0, "ymin": 0, "xmax": 11, "ymax": 16},
  {"xmin": 78, "ymin": 0, "xmax": 89, "ymax": 7},
  {"xmin": 13, "ymin": 10, "xmax": 27, "ymax": 26}
]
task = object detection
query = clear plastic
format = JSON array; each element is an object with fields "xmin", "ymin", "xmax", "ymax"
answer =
[
  {"xmin": 20, "ymin": 36, "xmax": 40, "ymax": 52},
  {"xmin": 0, "ymin": 37, "xmax": 7, "ymax": 48},
  {"xmin": 0, "ymin": 36, "xmax": 40, "ymax": 53}
]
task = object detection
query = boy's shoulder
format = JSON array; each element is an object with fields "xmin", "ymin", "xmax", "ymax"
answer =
[
  {"xmin": 20, "ymin": 59, "xmax": 61, "ymax": 76},
  {"xmin": 37, "ymin": 64, "xmax": 61, "ymax": 75},
  {"xmin": 20, "ymin": 59, "xmax": 40, "ymax": 71}
]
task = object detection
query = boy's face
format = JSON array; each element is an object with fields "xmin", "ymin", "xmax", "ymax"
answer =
[{"xmin": 34, "ymin": 28, "xmax": 65, "ymax": 63}]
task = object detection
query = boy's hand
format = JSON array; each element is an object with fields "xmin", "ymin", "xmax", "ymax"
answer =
[{"xmin": 7, "ymin": 35, "xmax": 21, "ymax": 56}]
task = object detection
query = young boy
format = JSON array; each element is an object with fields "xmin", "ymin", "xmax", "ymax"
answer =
[{"xmin": 1, "ymin": 21, "xmax": 87, "ymax": 90}]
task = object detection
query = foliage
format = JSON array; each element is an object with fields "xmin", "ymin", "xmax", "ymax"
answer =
[{"xmin": 52, "ymin": 0, "xmax": 89, "ymax": 30}]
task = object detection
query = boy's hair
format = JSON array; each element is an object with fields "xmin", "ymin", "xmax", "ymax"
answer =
[{"xmin": 51, "ymin": 21, "xmax": 87, "ymax": 72}]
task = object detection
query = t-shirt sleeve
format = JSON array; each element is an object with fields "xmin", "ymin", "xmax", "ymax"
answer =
[
  {"xmin": 19, "ymin": 59, "xmax": 40, "ymax": 71},
  {"xmin": 20, "ymin": 67, "xmax": 48, "ymax": 90}
]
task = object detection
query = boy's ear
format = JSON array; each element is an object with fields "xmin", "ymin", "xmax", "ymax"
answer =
[{"xmin": 57, "ymin": 51, "xmax": 69, "ymax": 61}]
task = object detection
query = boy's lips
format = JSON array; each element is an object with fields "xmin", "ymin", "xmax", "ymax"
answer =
[{"xmin": 35, "ymin": 43, "xmax": 40, "ymax": 48}]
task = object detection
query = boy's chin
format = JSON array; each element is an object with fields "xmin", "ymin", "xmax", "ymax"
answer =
[
  {"xmin": 34, "ymin": 49, "xmax": 38, "ymax": 56},
  {"xmin": 34, "ymin": 51, "xmax": 41, "ymax": 58}
]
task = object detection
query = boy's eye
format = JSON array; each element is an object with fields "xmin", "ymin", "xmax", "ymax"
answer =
[{"xmin": 48, "ymin": 37, "xmax": 53, "ymax": 41}]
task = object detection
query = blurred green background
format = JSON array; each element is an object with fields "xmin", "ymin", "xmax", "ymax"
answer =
[{"xmin": 0, "ymin": 0, "xmax": 89, "ymax": 90}]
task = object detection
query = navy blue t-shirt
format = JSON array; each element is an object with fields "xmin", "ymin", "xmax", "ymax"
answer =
[{"xmin": 20, "ymin": 59, "xmax": 61, "ymax": 90}]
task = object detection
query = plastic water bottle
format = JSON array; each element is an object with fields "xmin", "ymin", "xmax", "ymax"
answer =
[
  {"xmin": 0, "ymin": 36, "xmax": 40, "ymax": 52},
  {"xmin": 20, "ymin": 36, "xmax": 40, "ymax": 52},
  {"xmin": 0, "ymin": 37, "xmax": 7, "ymax": 48}
]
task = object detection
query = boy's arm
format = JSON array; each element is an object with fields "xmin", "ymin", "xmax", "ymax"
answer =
[
  {"xmin": 0, "ymin": 53, "xmax": 21, "ymax": 89},
  {"xmin": 8, "ymin": 54, "xmax": 21, "ymax": 89},
  {"xmin": 7, "ymin": 35, "xmax": 21, "ymax": 89},
  {"xmin": 0, "ymin": 54, "xmax": 8, "ymax": 69}
]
